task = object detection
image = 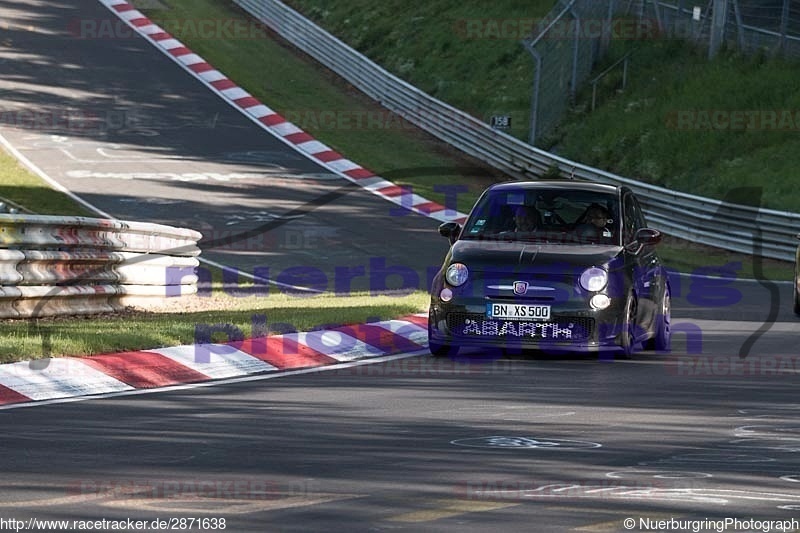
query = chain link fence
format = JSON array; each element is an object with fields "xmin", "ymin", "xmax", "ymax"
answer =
[
  {"xmin": 655, "ymin": 0, "xmax": 800, "ymax": 57},
  {"xmin": 527, "ymin": 0, "xmax": 800, "ymax": 144},
  {"xmin": 524, "ymin": 0, "xmax": 620, "ymax": 144}
]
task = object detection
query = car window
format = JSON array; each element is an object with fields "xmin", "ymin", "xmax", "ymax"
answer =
[
  {"xmin": 622, "ymin": 193, "xmax": 645, "ymax": 244},
  {"xmin": 461, "ymin": 188, "xmax": 621, "ymax": 245},
  {"xmin": 632, "ymin": 195, "xmax": 648, "ymax": 228}
]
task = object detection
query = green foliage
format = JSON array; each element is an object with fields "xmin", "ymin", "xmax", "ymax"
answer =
[
  {"xmin": 557, "ymin": 40, "xmax": 800, "ymax": 212},
  {"xmin": 541, "ymin": 163, "xmax": 562, "ymax": 180},
  {"xmin": 284, "ymin": 0, "xmax": 553, "ymax": 141}
]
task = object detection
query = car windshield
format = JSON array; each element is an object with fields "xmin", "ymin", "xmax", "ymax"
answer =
[{"xmin": 460, "ymin": 187, "xmax": 622, "ymax": 246}]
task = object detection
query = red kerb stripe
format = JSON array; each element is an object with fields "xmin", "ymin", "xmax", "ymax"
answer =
[
  {"xmin": 376, "ymin": 185, "xmax": 407, "ymax": 197},
  {"xmin": 259, "ymin": 114, "xmax": 286, "ymax": 126},
  {"xmin": 284, "ymin": 132, "xmax": 314, "ymax": 144},
  {"xmin": 329, "ymin": 324, "xmax": 421, "ymax": 354},
  {"xmin": 413, "ymin": 201, "xmax": 442, "ymax": 214},
  {"xmin": 189, "ymin": 62, "xmax": 214, "ymax": 74},
  {"xmin": 233, "ymin": 337, "xmax": 337, "ymax": 370},
  {"xmin": 399, "ymin": 314, "xmax": 428, "ymax": 329},
  {"xmin": 82, "ymin": 351, "xmax": 210, "ymax": 388},
  {"xmin": 234, "ymin": 96, "xmax": 261, "ymax": 109},
  {"xmin": 168, "ymin": 46, "xmax": 192, "ymax": 57},
  {"xmin": 313, "ymin": 150, "xmax": 344, "ymax": 163},
  {"xmin": 211, "ymin": 79, "xmax": 237, "ymax": 91},
  {"xmin": 344, "ymin": 168, "xmax": 375, "ymax": 180},
  {"xmin": 148, "ymin": 31, "xmax": 171, "ymax": 41},
  {"xmin": 0, "ymin": 384, "xmax": 31, "ymax": 406}
]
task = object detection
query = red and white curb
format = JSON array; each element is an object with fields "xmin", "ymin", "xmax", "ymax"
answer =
[
  {"xmin": 0, "ymin": 314, "xmax": 429, "ymax": 407},
  {"xmin": 98, "ymin": 0, "xmax": 468, "ymax": 225}
]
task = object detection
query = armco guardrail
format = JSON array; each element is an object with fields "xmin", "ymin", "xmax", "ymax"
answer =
[
  {"xmin": 0, "ymin": 214, "xmax": 201, "ymax": 318},
  {"xmin": 235, "ymin": 0, "xmax": 800, "ymax": 262}
]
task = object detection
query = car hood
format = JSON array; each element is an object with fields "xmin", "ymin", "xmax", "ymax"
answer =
[{"xmin": 450, "ymin": 240, "xmax": 624, "ymax": 273}]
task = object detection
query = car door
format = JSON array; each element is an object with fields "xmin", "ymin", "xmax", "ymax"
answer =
[{"xmin": 623, "ymin": 192, "xmax": 662, "ymax": 334}]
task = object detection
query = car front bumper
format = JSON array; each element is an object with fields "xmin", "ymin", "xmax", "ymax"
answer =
[{"xmin": 428, "ymin": 297, "xmax": 628, "ymax": 353}]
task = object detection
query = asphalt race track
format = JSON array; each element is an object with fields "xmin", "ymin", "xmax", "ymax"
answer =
[{"xmin": 1, "ymin": 1, "xmax": 799, "ymax": 531}]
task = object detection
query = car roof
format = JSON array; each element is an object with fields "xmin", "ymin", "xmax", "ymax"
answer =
[
  {"xmin": 486, "ymin": 180, "xmax": 623, "ymax": 195},
  {"xmin": 489, "ymin": 180, "xmax": 624, "ymax": 194}
]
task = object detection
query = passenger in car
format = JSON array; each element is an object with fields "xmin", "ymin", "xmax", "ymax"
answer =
[{"xmin": 576, "ymin": 204, "xmax": 613, "ymax": 241}]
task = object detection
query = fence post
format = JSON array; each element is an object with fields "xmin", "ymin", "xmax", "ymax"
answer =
[
  {"xmin": 730, "ymin": 0, "xmax": 745, "ymax": 53},
  {"xmin": 649, "ymin": 0, "xmax": 664, "ymax": 34},
  {"xmin": 779, "ymin": 0, "xmax": 790, "ymax": 54},
  {"xmin": 601, "ymin": 0, "xmax": 615, "ymax": 55},
  {"xmin": 708, "ymin": 0, "xmax": 728, "ymax": 59},
  {"xmin": 524, "ymin": 40, "xmax": 543, "ymax": 145},
  {"xmin": 570, "ymin": 6, "xmax": 580, "ymax": 99}
]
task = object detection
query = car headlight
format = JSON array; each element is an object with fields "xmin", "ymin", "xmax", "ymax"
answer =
[
  {"xmin": 445, "ymin": 263, "xmax": 469, "ymax": 287},
  {"xmin": 580, "ymin": 267, "xmax": 608, "ymax": 292}
]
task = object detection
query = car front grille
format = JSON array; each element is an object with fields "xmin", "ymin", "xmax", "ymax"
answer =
[{"xmin": 446, "ymin": 313, "xmax": 594, "ymax": 342}]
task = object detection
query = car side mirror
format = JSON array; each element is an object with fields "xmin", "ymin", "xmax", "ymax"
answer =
[
  {"xmin": 438, "ymin": 222, "xmax": 462, "ymax": 245},
  {"xmin": 626, "ymin": 228, "xmax": 662, "ymax": 254},
  {"xmin": 636, "ymin": 228, "xmax": 662, "ymax": 245}
]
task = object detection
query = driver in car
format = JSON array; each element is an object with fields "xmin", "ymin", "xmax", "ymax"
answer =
[{"xmin": 513, "ymin": 205, "xmax": 541, "ymax": 232}]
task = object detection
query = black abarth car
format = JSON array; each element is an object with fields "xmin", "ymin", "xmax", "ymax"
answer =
[{"xmin": 428, "ymin": 181, "xmax": 671, "ymax": 357}]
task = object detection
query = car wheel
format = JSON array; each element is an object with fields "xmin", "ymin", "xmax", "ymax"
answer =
[
  {"xmin": 429, "ymin": 339, "xmax": 458, "ymax": 357},
  {"xmin": 794, "ymin": 270, "xmax": 800, "ymax": 316},
  {"xmin": 428, "ymin": 320, "xmax": 458, "ymax": 357},
  {"xmin": 619, "ymin": 293, "xmax": 637, "ymax": 359},
  {"xmin": 644, "ymin": 285, "xmax": 671, "ymax": 352}
]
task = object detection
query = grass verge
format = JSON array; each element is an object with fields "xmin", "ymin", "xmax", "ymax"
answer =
[
  {"xmin": 0, "ymin": 150, "xmax": 95, "ymax": 216},
  {"xmin": 0, "ymin": 289, "xmax": 429, "ymax": 363}
]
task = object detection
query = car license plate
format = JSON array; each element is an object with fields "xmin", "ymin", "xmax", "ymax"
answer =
[{"xmin": 486, "ymin": 302, "xmax": 551, "ymax": 321}]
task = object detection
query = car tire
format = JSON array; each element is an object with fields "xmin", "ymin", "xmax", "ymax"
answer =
[
  {"xmin": 644, "ymin": 285, "xmax": 671, "ymax": 352},
  {"xmin": 618, "ymin": 293, "xmax": 637, "ymax": 359},
  {"xmin": 429, "ymin": 339, "xmax": 458, "ymax": 357},
  {"xmin": 428, "ymin": 320, "xmax": 458, "ymax": 357},
  {"xmin": 794, "ymin": 287, "xmax": 800, "ymax": 316},
  {"xmin": 794, "ymin": 270, "xmax": 800, "ymax": 316}
]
